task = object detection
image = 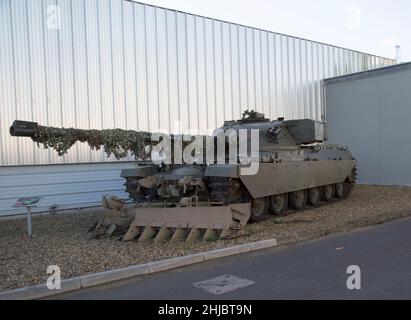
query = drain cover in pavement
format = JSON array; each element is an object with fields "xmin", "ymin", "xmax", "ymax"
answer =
[{"xmin": 192, "ymin": 274, "xmax": 255, "ymax": 295}]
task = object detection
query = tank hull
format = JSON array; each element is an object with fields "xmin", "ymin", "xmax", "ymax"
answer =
[{"xmin": 238, "ymin": 160, "xmax": 355, "ymax": 199}]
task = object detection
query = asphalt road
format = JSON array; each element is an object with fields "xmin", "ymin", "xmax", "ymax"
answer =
[{"xmin": 56, "ymin": 217, "xmax": 411, "ymax": 299}]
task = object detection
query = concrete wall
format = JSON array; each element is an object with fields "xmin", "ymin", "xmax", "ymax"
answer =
[{"xmin": 324, "ymin": 63, "xmax": 411, "ymax": 186}]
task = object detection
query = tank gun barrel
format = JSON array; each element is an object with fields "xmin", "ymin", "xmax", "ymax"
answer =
[
  {"xmin": 10, "ymin": 120, "xmax": 39, "ymax": 137},
  {"xmin": 9, "ymin": 120, "xmax": 156, "ymax": 159},
  {"xmin": 9, "ymin": 120, "xmax": 209, "ymax": 160}
]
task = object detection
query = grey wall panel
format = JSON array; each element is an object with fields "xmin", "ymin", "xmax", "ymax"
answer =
[
  {"xmin": 237, "ymin": 25, "xmax": 248, "ymax": 118},
  {"xmin": 325, "ymin": 80, "xmax": 380, "ymax": 184},
  {"xmin": 324, "ymin": 64, "xmax": 411, "ymax": 186},
  {"xmin": 146, "ymin": 5, "xmax": 160, "ymax": 132},
  {"xmin": 194, "ymin": 16, "xmax": 207, "ymax": 133},
  {"xmin": 134, "ymin": 3, "xmax": 149, "ymax": 132},
  {"xmin": 222, "ymin": 22, "xmax": 232, "ymax": 121},
  {"xmin": 212, "ymin": 20, "xmax": 223, "ymax": 128},
  {"xmin": 0, "ymin": 161, "xmax": 133, "ymax": 216},
  {"xmin": 377, "ymin": 70, "xmax": 411, "ymax": 185},
  {"xmin": 71, "ymin": 0, "xmax": 89, "ymax": 162},
  {"xmin": 156, "ymin": 7, "xmax": 170, "ymax": 132}
]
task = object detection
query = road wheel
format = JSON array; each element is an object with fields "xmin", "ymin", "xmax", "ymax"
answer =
[
  {"xmin": 308, "ymin": 187, "xmax": 321, "ymax": 206},
  {"xmin": 322, "ymin": 185, "xmax": 334, "ymax": 201},
  {"xmin": 289, "ymin": 190, "xmax": 307, "ymax": 211},
  {"xmin": 250, "ymin": 197, "xmax": 270, "ymax": 222},
  {"xmin": 269, "ymin": 194, "xmax": 288, "ymax": 215},
  {"xmin": 335, "ymin": 183, "xmax": 344, "ymax": 198}
]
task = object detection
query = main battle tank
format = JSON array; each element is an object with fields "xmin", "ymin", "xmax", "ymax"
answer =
[{"xmin": 10, "ymin": 110, "xmax": 357, "ymax": 241}]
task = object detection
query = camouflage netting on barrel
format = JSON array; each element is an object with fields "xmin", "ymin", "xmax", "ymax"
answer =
[
  {"xmin": 9, "ymin": 120, "xmax": 199, "ymax": 160},
  {"xmin": 31, "ymin": 125, "xmax": 151, "ymax": 159}
]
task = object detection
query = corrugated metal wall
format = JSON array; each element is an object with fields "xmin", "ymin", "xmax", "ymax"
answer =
[
  {"xmin": 0, "ymin": 0, "xmax": 394, "ymax": 167},
  {"xmin": 0, "ymin": 0, "xmax": 394, "ymax": 215},
  {"xmin": 0, "ymin": 162, "xmax": 133, "ymax": 215}
]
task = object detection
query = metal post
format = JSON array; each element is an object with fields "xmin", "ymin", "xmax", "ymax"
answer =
[{"xmin": 27, "ymin": 206, "xmax": 32, "ymax": 237}]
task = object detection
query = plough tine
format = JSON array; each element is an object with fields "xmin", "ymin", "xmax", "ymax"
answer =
[
  {"xmin": 170, "ymin": 226, "xmax": 187, "ymax": 242},
  {"xmin": 203, "ymin": 228, "xmax": 218, "ymax": 241},
  {"xmin": 186, "ymin": 227, "xmax": 200, "ymax": 242},
  {"xmin": 138, "ymin": 226, "xmax": 156, "ymax": 241},
  {"xmin": 153, "ymin": 226, "xmax": 172, "ymax": 242},
  {"xmin": 122, "ymin": 223, "xmax": 142, "ymax": 241}
]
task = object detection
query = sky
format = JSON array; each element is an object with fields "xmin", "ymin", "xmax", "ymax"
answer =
[{"xmin": 140, "ymin": 0, "xmax": 410, "ymax": 62}]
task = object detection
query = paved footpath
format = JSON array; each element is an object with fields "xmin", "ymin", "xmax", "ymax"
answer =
[{"xmin": 55, "ymin": 217, "xmax": 411, "ymax": 299}]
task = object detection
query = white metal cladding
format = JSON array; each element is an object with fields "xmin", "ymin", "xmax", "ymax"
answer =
[
  {"xmin": 0, "ymin": 0, "xmax": 395, "ymax": 167},
  {"xmin": 0, "ymin": 161, "xmax": 133, "ymax": 216}
]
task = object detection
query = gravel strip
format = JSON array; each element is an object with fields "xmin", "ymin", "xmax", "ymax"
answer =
[{"xmin": 1, "ymin": 185, "xmax": 411, "ymax": 291}]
